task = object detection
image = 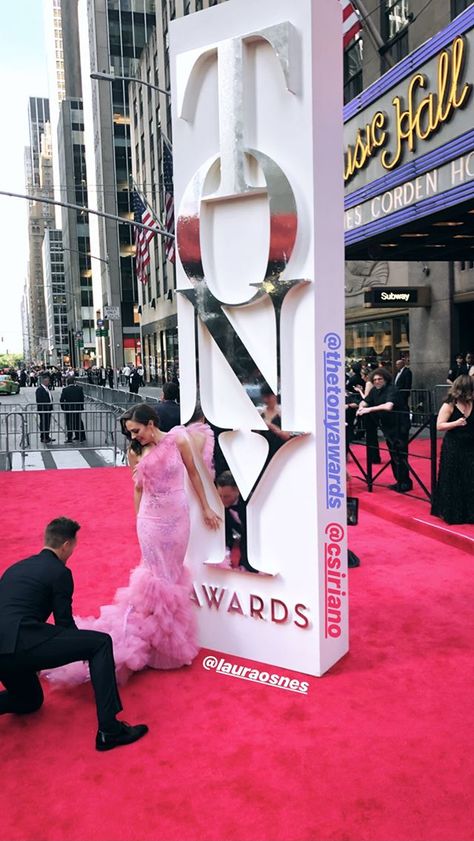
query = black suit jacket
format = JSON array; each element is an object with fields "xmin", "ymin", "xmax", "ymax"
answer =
[
  {"xmin": 0, "ymin": 549, "xmax": 77, "ymax": 654},
  {"xmin": 60, "ymin": 384, "xmax": 85, "ymax": 411},
  {"xmin": 156, "ymin": 400, "xmax": 181, "ymax": 432},
  {"xmin": 394, "ymin": 367, "xmax": 412, "ymax": 392},
  {"xmin": 35, "ymin": 385, "xmax": 53, "ymax": 412}
]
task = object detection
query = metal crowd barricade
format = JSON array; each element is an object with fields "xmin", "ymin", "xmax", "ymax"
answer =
[
  {"xmin": 2, "ymin": 406, "xmax": 119, "ymax": 470},
  {"xmin": 432, "ymin": 384, "xmax": 451, "ymax": 413},
  {"xmin": 347, "ymin": 407, "xmax": 437, "ymax": 504},
  {"xmin": 81, "ymin": 382, "xmax": 160, "ymax": 411}
]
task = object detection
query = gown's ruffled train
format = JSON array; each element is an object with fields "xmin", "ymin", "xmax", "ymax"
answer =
[{"xmin": 46, "ymin": 424, "xmax": 213, "ymax": 687}]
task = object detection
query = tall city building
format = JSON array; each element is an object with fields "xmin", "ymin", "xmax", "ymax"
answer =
[
  {"xmin": 77, "ymin": 0, "xmax": 157, "ymax": 370},
  {"xmin": 26, "ymin": 97, "xmax": 50, "ymax": 191},
  {"xmin": 57, "ymin": 98, "xmax": 96, "ymax": 367},
  {"xmin": 44, "ymin": 0, "xmax": 96, "ymax": 368},
  {"xmin": 343, "ymin": 0, "xmax": 474, "ymax": 388},
  {"xmin": 44, "ymin": 0, "xmax": 83, "ymax": 224},
  {"xmin": 43, "ymin": 229, "xmax": 70, "ymax": 365},
  {"xmin": 21, "ymin": 284, "xmax": 30, "ymax": 363},
  {"xmin": 130, "ymin": 0, "xmax": 228, "ymax": 384},
  {"xmin": 25, "ymin": 117, "xmax": 56, "ymax": 363}
]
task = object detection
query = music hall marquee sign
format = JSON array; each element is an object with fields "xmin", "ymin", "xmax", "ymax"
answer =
[
  {"xmin": 344, "ymin": 6, "xmax": 474, "ymax": 244},
  {"xmin": 171, "ymin": 0, "xmax": 347, "ymax": 677}
]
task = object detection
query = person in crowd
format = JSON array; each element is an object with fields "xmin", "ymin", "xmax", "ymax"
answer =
[
  {"xmin": 107, "ymin": 367, "xmax": 114, "ymax": 389},
  {"xmin": 215, "ymin": 471, "xmax": 258, "ymax": 573},
  {"xmin": 394, "ymin": 357, "xmax": 413, "ymax": 409},
  {"xmin": 356, "ymin": 367, "xmax": 412, "ymax": 492},
  {"xmin": 353, "ymin": 366, "xmax": 380, "ymax": 463},
  {"xmin": 0, "ymin": 518, "xmax": 148, "ymax": 751},
  {"xmin": 156, "ymin": 381, "xmax": 181, "ymax": 432},
  {"xmin": 129, "ymin": 367, "xmax": 143, "ymax": 394},
  {"xmin": 432, "ymin": 375, "xmax": 474, "ymax": 525},
  {"xmin": 466, "ymin": 352, "xmax": 474, "ymax": 378},
  {"xmin": 18, "ymin": 369, "xmax": 27, "ymax": 389},
  {"xmin": 447, "ymin": 354, "xmax": 468, "ymax": 384},
  {"xmin": 60, "ymin": 376, "xmax": 85, "ymax": 443},
  {"xmin": 86, "ymin": 367, "xmax": 93, "ymax": 384},
  {"xmin": 47, "ymin": 404, "xmax": 221, "ymax": 688},
  {"xmin": 259, "ymin": 385, "xmax": 291, "ymax": 462},
  {"xmin": 122, "ymin": 364, "xmax": 131, "ymax": 387},
  {"xmin": 35, "ymin": 374, "xmax": 55, "ymax": 444},
  {"xmin": 345, "ymin": 363, "xmax": 365, "ymax": 453}
]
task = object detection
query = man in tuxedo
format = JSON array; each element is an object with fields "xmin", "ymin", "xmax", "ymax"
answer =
[
  {"xmin": 0, "ymin": 517, "xmax": 148, "ymax": 751},
  {"xmin": 216, "ymin": 472, "xmax": 258, "ymax": 573},
  {"xmin": 60, "ymin": 376, "xmax": 85, "ymax": 443},
  {"xmin": 35, "ymin": 374, "xmax": 55, "ymax": 444},
  {"xmin": 156, "ymin": 382, "xmax": 180, "ymax": 432},
  {"xmin": 394, "ymin": 358, "xmax": 413, "ymax": 409}
]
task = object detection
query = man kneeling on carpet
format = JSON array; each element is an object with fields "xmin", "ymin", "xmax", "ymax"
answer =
[{"xmin": 0, "ymin": 517, "xmax": 148, "ymax": 751}]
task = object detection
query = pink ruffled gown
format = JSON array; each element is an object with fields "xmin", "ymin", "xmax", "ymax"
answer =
[{"xmin": 47, "ymin": 425, "xmax": 213, "ymax": 687}]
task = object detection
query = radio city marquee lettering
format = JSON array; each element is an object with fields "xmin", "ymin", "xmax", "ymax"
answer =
[
  {"xmin": 172, "ymin": 0, "xmax": 347, "ymax": 675},
  {"xmin": 344, "ymin": 149, "xmax": 474, "ymax": 231},
  {"xmin": 344, "ymin": 36, "xmax": 472, "ymax": 185}
]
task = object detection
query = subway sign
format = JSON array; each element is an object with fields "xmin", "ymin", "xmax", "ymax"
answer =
[{"xmin": 364, "ymin": 287, "xmax": 431, "ymax": 307}]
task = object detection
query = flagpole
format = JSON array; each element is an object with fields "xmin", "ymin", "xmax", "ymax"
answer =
[{"xmin": 350, "ymin": 0, "xmax": 395, "ymax": 68}]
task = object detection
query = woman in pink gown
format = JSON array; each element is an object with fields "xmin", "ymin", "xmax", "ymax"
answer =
[{"xmin": 48, "ymin": 403, "xmax": 220, "ymax": 686}]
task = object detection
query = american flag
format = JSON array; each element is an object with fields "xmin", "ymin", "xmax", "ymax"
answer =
[
  {"xmin": 132, "ymin": 191, "xmax": 159, "ymax": 284},
  {"xmin": 342, "ymin": 0, "xmax": 362, "ymax": 49},
  {"xmin": 163, "ymin": 139, "xmax": 175, "ymax": 263}
]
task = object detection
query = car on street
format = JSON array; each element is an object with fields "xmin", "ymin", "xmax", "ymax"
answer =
[{"xmin": 0, "ymin": 375, "xmax": 20, "ymax": 395}]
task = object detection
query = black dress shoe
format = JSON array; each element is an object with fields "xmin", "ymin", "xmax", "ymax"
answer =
[
  {"xmin": 96, "ymin": 721, "xmax": 148, "ymax": 752},
  {"xmin": 45, "ymin": 437, "xmax": 56, "ymax": 443},
  {"xmin": 397, "ymin": 483, "xmax": 413, "ymax": 493}
]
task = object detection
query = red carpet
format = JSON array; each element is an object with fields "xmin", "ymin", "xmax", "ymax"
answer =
[
  {"xmin": 1, "ymin": 468, "xmax": 474, "ymax": 841},
  {"xmin": 349, "ymin": 437, "xmax": 474, "ymax": 552}
]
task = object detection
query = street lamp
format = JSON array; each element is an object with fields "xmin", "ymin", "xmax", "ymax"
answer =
[{"xmin": 90, "ymin": 71, "xmax": 171, "ymax": 98}]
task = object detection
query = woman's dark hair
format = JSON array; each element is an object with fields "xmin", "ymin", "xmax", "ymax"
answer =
[
  {"xmin": 369, "ymin": 367, "xmax": 392, "ymax": 384},
  {"xmin": 120, "ymin": 403, "xmax": 161, "ymax": 451},
  {"xmin": 447, "ymin": 375, "xmax": 474, "ymax": 404},
  {"xmin": 44, "ymin": 517, "xmax": 80, "ymax": 548}
]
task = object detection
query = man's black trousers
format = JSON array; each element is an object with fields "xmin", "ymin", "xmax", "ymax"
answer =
[
  {"xmin": 38, "ymin": 409, "xmax": 52, "ymax": 440},
  {"xmin": 0, "ymin": 628, "xmax": 122, "ymax": 729}
]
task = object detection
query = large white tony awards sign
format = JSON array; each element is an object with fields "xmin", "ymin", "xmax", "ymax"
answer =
[{"xmin": 171, "ymin": 0, "xmax": 347, "ymax": 676}]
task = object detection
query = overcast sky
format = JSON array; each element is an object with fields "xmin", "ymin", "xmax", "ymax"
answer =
[{"xmin": 0, "ymin": 2, "xmax": 48, "ymax": 354}]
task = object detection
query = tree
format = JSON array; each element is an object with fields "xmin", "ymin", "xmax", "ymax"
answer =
[{"xmin": 0, "ymin": 353, "xmax": 24, "ymax": 370}]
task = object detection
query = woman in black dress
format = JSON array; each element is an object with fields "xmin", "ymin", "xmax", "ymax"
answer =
[{"xmin": 432, "ymin": 375, "xmax": 474, "ymax": 524}]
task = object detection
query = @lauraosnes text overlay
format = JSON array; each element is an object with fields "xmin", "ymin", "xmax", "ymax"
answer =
[{"xmin": 202, "ymin": 656, "xmax": 309, "ymax": 694}]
